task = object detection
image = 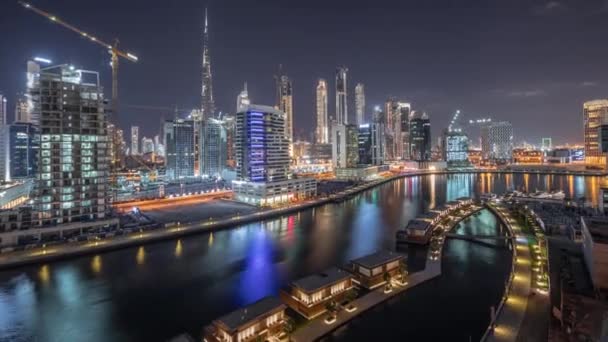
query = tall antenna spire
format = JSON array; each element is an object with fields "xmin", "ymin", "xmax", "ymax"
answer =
[
  {"xmin": 201, "ymin": 6, "xmax": 215, "ymax": 119},
  {"xmin": 204, "ymin": 7, "xmax": 208, "ymax": 34}
]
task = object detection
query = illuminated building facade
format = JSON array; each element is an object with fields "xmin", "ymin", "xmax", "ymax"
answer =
[
  {"xmin": 276, "ymin": 74, "xmax": 293, "ymax": 151},
  {"xmin": 201, "ymin": 8, "xmax": 215, "ymax": 120},
  {"xmin": 355, "ymin": 83, "xmax": 365, "ymax": 125},
  {"xmin": 512, "ymin": 148, "xmax": 543, "ymax": 164},
  {"xmin": 315, "ymin": 79, "xmax": 328, "ymax": 144},
  {"xmin": 482, "ymin": 121, "xmax": 513, "ymax": 161},
  {"xmin": 331, "ymin": 123, "xmax": 359, "ymax": 168},
  {"xmin": 200, "ymin": 118, "xmax": 227, "ymax": 178},
  {"xmin": 14, "ymin": 94, "xmax": 30, "ymax": 123},
  {"xmin": 6, "ymin": 123, "xmax": 38, "ymax": 180},
  {"xmin": 130, "ymin": 126, "xmax": 139, "ymax": 155},
  {"xmin": 233, "ymin": 105, "xmax": 315, "ymax": 206},
  {"xmin": 409, "ymin": 111, "xmax": 431, "ymax": 161},
  {"xmin": 358, "ymin": 123, "xmax": 385, "ymax": 165},
  {"xmin": 236, "ymin": 82, "xmax": 250, "ymax": 112},
  {"xmin": 585, "ymin": 100, "xmax": 608, "ymax": 165},
  {"xmin": 335, "ymin": 66, "xmax": 348, "ymax": 124},
  {"xmin": 30, "ymin": 64, "xmax": 110, "ymax": 226},
  {"xmin": 445, "ymin": 131, "xmax": 469, "ymax": 166},
  {"xmin": 164, "ymin": 119, "xmax": 195, "ymax": 180}
]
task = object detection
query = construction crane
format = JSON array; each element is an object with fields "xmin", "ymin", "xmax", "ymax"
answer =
[{"xmin": 19, "ymin": 1, "xmax": 139, "ymax": 123}]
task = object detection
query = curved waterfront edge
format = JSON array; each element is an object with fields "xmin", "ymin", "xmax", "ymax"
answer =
[
  {"xmin": 0, "ymin": 169, "xmax": 599, "ymax": 270},
  {"xmin": 290, "ymin": 204, "xmax": 485, "ymax": 341}
]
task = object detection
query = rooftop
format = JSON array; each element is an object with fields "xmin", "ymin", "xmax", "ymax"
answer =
[
  {"xmin": 406, "ymin": 219, "xmax": 431, "ymax": 231},
  {"xmin": 292, "ymin": 267, "xmax": 352, "ymax": 293},
  {"xmin": 582, "ymin": 217, "xmax": 608, "ymax": 244},
  {"xmin": 351, "ymin": 250, "xmax": 405, "ymax": 269},
  {"xmin": 214, "ymin": 296, "xmax": 285, "ymax": 333},
  {"xmin": 419, "ymin": 212, "xmax": 440, "ymax": 220}
]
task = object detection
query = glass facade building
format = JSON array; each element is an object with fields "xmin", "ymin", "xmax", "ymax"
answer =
[
  {"xmin": 584, "ymin": 100, "xmax": 608, "ymax": 165},
  {"xmin": 164, "ymin": 119, "xmax": 195, "ymax": 181},
  {"xmin": 409, "ymin": 112, "xmax": 431, "ymax": 161},
  {"xmin": 8, "ymin": 123, "xmax": 38, "ymax": 180},
  {"xmin": 358, "ymin": 123, "xmax": 384, "ymax": 166},
  {"xmin": 200, "ymin": 118, "xmax": 227, "ymax": 178}
]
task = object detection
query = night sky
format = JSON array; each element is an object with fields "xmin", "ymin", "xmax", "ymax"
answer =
[{"xmin": 1, "ymin": 0, "xmax": 608, "ymax": 144}]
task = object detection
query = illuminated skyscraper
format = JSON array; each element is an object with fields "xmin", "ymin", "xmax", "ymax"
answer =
[
  {"xmin": 358, "ymin": 123, "xmax": 384, "ymax": 165},
  {"xmin": 164, "ymin": 119, "xmax": 195, "ymax": 180},
  {"xmin": 481, "ymin": 121, "xmax": 513, "ymax": 161},
  {"xmin": 399, "ymin": 102, "xmax": 411, "ymax": 160},
  {"xmin": 584, "ymin": 100, "xmax": 608, "ymax": 165},
  {"xmin": 201, "ymin": 8, "xmax": 215, "ymax": 120},
  {"xmin": 335, "ymin": 66, "xmax": 348, "ymax": 124},
  {"xmin": 355, "ymin": 83, "xmax": 365, "ymax": 125},
  {"xmin": 409, "ymin": 111, "xmax": 431, "ymax": 161},
  {"xmin": 130, "ymin": 126, "xmax": 139, "ymax": 155},
  {"xmin": 200, "ymin": 118, "xmax": 227, "ymax": 178},
  {"xmin": 236, "ymin": 82, "xmax": 250, "ymax": 112},
  {"xmin": 315, "ymin": 79, "xmax": 328, "ymax": 144},
  {"xmin": 276, "ymin": 73, "xmax": 293, "ymax": 148},
  {"xmin": 30, "ymin": 63, "xmax": 111, "ymax": 226},
  {"xmin": 331, "ymin": 123, "xmax": 359, "ymax": 168},
  {"xmin": 232, "ymin": 104, "xmax": 315, "ymax": 205}
]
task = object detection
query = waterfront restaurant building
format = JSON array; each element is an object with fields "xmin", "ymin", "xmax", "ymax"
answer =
[
  {"xmin": 401, "ymin": 218, "xmax": 433, "ymax": 244},
  {"xmin": 203, "ymin": 296, "xmax": 286, "ymax": 342},
  {"xmin": 349, "ymin": 251, "xmax": 405, "ymax": 289},
  {"xmin": 280, "ymin": 267, "xmax": 353, "ymax": 319}
]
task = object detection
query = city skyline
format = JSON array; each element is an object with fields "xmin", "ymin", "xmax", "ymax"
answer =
[{"xmin": 2, "ymin": 1, "xmax": 608, "ymax": 143}]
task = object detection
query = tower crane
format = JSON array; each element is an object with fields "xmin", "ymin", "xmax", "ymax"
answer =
[{"xmin": 19, "ymin": 1, "xmax": 139, "ymax": 123}]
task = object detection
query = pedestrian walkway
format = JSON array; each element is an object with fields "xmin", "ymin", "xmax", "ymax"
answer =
[{"xmin": 483, "ymin": 205, "xmax": 535, "ymax": 342}]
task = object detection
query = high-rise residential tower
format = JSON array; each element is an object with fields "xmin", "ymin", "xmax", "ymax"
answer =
[
  {"xmin": 355, "ymin": 83, "xmax": 365, "ymax": 125},
  {"xmin": 233, "ymin": 104, "xmax": 316, "ymax": 205},
  {"xmin": 335, "ymin": 66, "xmax": 348, "ymax": 124},
  {"xmin": 201, "ymin": 8, "xmax": 215, "ymax": 120},
  {"xmin": 584, "ymin": 100, "xmax": 608, "ymax": 165},
  {"xmin": 481, "ymin": 121, "xmax": 514, "ymax": 161},
  {"xmin": 130, "ymin": 126, "xmax": 139, "ymax": 155},
  {"xmin": 399, "ymin": 102, "xmax": 411, "ymax": 160},
  {"xmin": 409, "ymin": 111, "xmax": 431, "ymax": 161},
  {"xmin": 276, "ymin": 72, "xmax": 293, "ymax": 149},
  {"xmin": 200, "ymin": 117, "xmax": 227, "ymax": 178},
  {"xmin": 315, "ymin": 79, "xmax": 328, "ymax": 144},
  {"xmin": 164, "ymin": 119, "xmax": 195, "ymax": 180},
  {"xmin": 29, "ymin": 64, "xmax": 112, "ymax": 227}
]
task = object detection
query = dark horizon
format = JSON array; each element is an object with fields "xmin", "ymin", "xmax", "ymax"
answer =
[{"xmin": 2, "ymin": 0, "xmax": 608, "ymax": 144}]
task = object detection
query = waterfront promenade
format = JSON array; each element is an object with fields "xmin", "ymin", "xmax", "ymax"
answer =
[
  {"xmin": 290, "ymin": 205, "xmax": 483, "ymax": 341},
  {"xmin": 482, "ymin": 203, "xmax": 550, "ymax": 342}
]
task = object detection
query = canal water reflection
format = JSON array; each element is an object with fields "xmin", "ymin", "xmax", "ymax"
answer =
[{"xmin": 0, "ymin": 173, "xmax": 601, "ymax": 342}]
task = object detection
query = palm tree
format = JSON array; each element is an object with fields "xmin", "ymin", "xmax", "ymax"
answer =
[
  {"xmin": 345, "ymin": 288, "xmax": 358, "ymax": 303},
  {"xmin": 383, "ymin": 272, "xmax": 392, "ymax": 290},
  {"xmin": 325, "ymin": 300, "xmax": 337, "ymax": 318},
  {"xmin": 283, "ymin": 317, "xmax": 295, "ymax": 337}
]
